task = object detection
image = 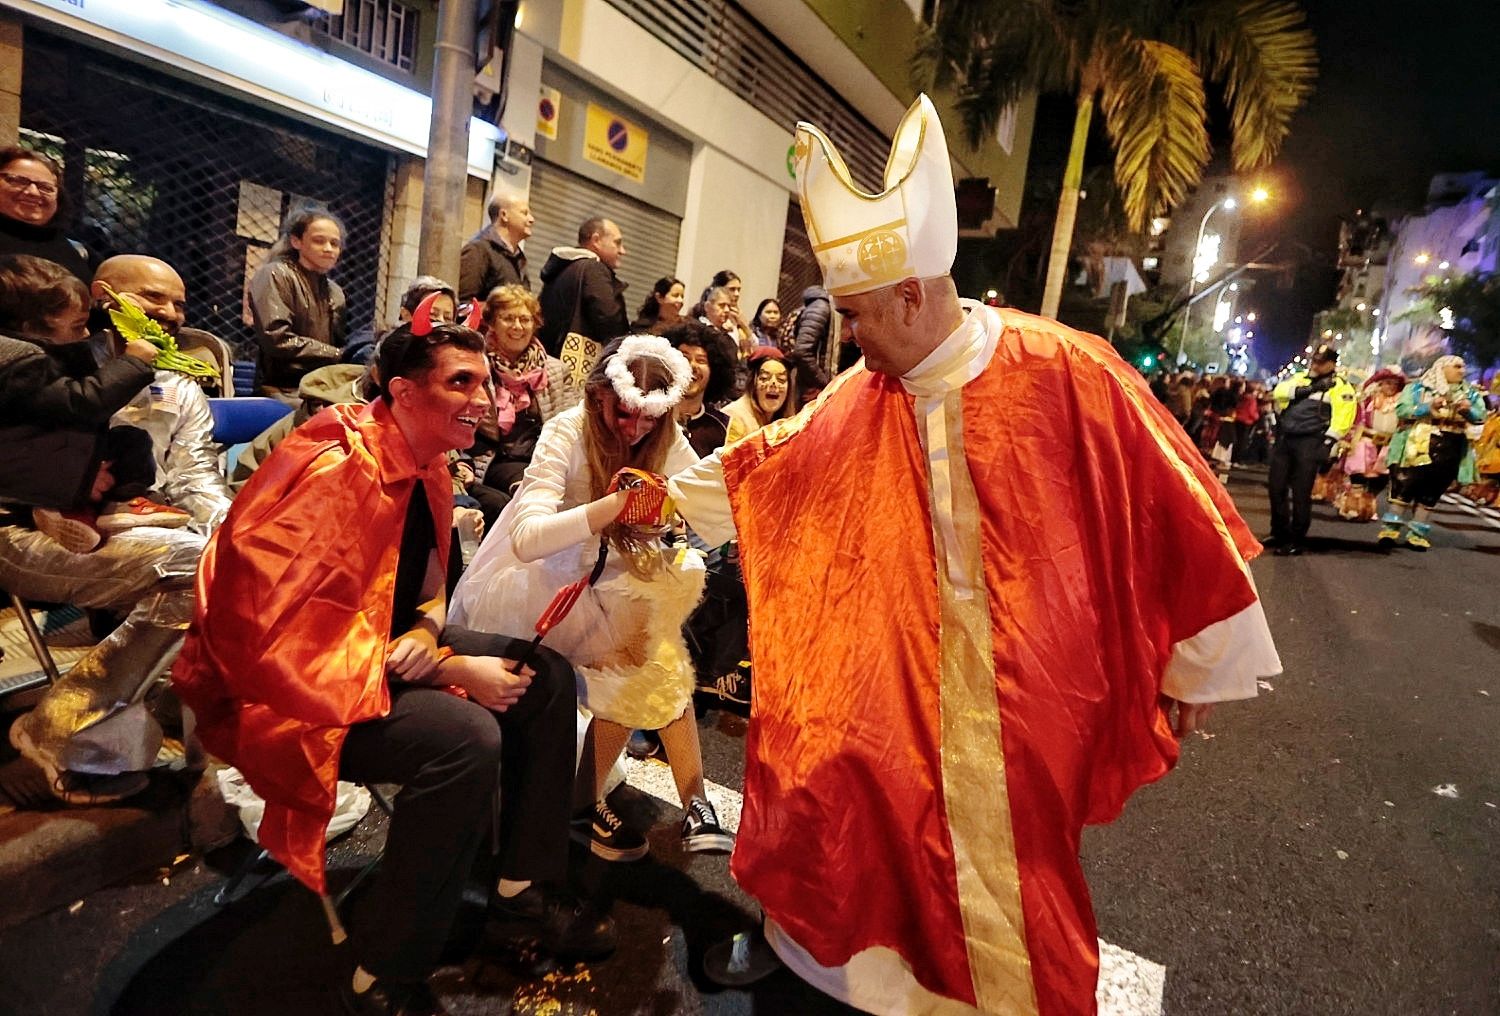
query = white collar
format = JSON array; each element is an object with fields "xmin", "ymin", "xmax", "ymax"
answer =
[{"xmin": 899, "ymin": 299, "xmax": 1001, "ymax": 398}]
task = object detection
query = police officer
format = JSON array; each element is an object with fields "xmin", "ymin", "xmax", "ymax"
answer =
[{"xmin": 1266, "ymin": 344, "xmax": 1357, "ymax": 555}]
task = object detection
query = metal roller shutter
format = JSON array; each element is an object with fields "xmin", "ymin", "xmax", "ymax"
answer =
[{"xmin": 527, "ymin": 160, "xmax": 682, "ymax": 323}]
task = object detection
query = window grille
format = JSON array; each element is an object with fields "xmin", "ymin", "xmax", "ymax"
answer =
[
  {"xmin": 604, "ymin": 0, "xmax": 893, "ymax": 192},
  {"xmin": 21, "ymin": 33, "xmax": 396, "ymax": 359},
  {"xmin": 309, "ymin": 0, "xmax": 420, "ymax": 72}
]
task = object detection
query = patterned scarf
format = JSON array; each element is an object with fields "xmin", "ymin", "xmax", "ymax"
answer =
[
  {"xmin": 489, "ymin": 339, "xmax": 551, "ymax": 434},
  {"xmin": 1419, "ymin": 355, "xmax": 1464, "ymax": 396}
]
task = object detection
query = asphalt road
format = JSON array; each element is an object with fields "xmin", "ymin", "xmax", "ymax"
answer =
[{"xmin": 1, "ymin": 466, "xmax": 1496, "ymax": 1016}]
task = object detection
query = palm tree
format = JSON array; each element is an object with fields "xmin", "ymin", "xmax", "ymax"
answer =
[{"xmin": 915, "ymin": 0, "xmax": 1316, "ymax": 319}]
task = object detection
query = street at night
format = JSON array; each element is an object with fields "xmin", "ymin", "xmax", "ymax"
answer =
[{"xmin": 3, "ymin": 0, "xmax": 1500, "ymax": 1013}]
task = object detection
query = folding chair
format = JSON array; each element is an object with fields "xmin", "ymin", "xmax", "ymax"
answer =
[
  {"xmin": 206, "ymin": 397, "xmax": 293, "ymax": 445},
  {"xmin": 0, "ymin": 589, "xmax": 65, "ymax": 703}
]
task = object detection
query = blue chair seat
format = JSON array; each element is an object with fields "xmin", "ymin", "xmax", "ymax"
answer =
[{"xmin": 207, "ymin": 397, "xmax": 293, "ymax": 446}]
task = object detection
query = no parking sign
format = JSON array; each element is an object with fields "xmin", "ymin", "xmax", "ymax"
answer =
[{"xmin": 583, "ymin": 102, "xmax": 649, "ymax": 183}]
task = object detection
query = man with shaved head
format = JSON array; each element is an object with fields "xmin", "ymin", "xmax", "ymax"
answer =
[
  {"xmin": 459, "ymin": 190, "xmax": 534, "ymax": 300},
  {"xmin": 86, "ymin": 256, "xmax": 231, "ymax": 529},
  {"xmin": 2, "ymin": 254, "xmax": 227, "ymax": 806}
]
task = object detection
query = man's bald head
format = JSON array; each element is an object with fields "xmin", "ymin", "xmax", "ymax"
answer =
[
  {"xmin": 92, "ymin": 255, "xmax": 186, "ymax": 333},
  {"xmin": 487, "ymin": 191, "xmax": 534, "ymax": 246},
  {"xmin": 833, "ymin": 275, "xmax": 963, "ymax": 378}
]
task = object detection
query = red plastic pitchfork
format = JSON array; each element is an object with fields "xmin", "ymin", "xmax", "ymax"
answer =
[{"xmin": 512, "ymin": 541, "xmax": 609, "ymax": 671}]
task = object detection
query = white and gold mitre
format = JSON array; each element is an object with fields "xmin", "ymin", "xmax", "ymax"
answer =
[{"xmin": 793, "ymin": 93, "xmax": 957, "ymax": 297}]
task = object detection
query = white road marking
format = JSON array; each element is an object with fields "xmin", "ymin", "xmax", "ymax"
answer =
[
  {"xmin": 1439, "ymin": 493, "xmax": 1500, "ymax": 532},
  {"xmin": 622, "ymin": 756, "xmax": 1168, "ymax": 1015}
]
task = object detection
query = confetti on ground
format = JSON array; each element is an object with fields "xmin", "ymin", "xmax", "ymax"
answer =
[
  {"xmin": 1480, "ymin": 690, "xmax": 1490, "ymax": 697},
  {"xmin": 67, "ymin": 901, "xmax": 83, "ymax": 915},
  {"xmin": 1335, "ymin": 850, "xmax": 1349, "ymax": 860},
  {"xmin": 1257, "ymin": 680, "xmax": 1275, "ymax": 692},
  {"xmin": 1432, "ymin": 784, "xmax": 1460, "ymax": 799},
  {"xmin": 1383, "ymin": 801, "xmax": 1395, "ymax": 807}
]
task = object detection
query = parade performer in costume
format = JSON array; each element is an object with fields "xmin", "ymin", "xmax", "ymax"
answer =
[
  {"xmin": 1377, "ymin": 355, "xmax": 1487, "ymax": 550},
  {"xmin": 451, "ymin": 336, "xmax": 734, "ymax": 862},
  {"xmin": 174, "ymin": 310, "xmax": 612, "ymax": 1014},
  {"xmin": 667, "ymin": 95, "xmax": 1282, "ymax": 1016},
  {"xmin": 1333, "ymin": 368, "xmax": 1404, "ymax": 521}
]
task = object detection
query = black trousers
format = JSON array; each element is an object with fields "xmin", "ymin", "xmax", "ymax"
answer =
[
  {"xmin": 1389, "ymin": 431, "xmax": 1469, "ymax": 508},
  {"xmin": 1268, "ymin": 433, "xmax": 1327, "ymax": 542},
  {"xmin": 338, "ymin": 629, "xmax": 576, "ymax": 981}
]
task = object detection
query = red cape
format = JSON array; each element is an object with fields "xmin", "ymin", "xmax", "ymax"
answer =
[
  {"xmin": 173, "ymin": 401, "xmax": 452, "ymax": 892},
  {"xmin": 722, "ymin": 312, "xmax": 1259, "ymax": 1014}
]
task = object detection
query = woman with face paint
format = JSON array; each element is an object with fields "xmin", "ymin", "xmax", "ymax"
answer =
[
  {"xmin": 451, "ymin": 335, "xmax": 734, "ymax": 863},
  {"xmin": 723, "ymin": 347, "xmax": 795, "ymax": 443}
]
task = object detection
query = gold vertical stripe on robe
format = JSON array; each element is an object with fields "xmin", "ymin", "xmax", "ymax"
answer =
[{"xmin": 922, "ymin": 387, "xmax": 1039, "ymax": 1015}]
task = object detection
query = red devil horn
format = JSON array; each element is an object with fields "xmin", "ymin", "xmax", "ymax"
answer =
[
  {"xmin": 462, "ymin": 298, "xmax": 486, "ymax": 331},
  {"xmin": 411, "ymin": 290, "xmax": 443, "ymax": 336}
]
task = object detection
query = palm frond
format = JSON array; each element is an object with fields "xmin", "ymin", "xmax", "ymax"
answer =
[
  {"xmin": 1182, "ymin": 0, "xmax": 1318, "ymax": 170},
  {"xmin": 911, "ymin": 0, "xmax": 1075, "ymax": 148},
  {"xmin": 1097, "ymin": 35, "xmax": 1211, "ymax": 230}
]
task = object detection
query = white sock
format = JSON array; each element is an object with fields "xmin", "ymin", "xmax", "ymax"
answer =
[
  {"xmin": 497, "ymin": 878, "xmax": 532, "ymax": 898},
  {"xmin": 351, "ymin": 966, "xmax": 376, "ymax": 994}
]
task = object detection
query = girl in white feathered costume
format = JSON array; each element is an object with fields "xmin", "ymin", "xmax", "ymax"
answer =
[{"xmin": 451, "ymin": 335, "xmax": 733, "ymax": 861}]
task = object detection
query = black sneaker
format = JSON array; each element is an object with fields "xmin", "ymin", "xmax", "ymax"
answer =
[
  {"xmin": 487, "ymin": 885, "xmax": 617, "ymax": 961},
  {"xmin": 681, "ymin": 796, "xmax": 735, "ymax": 854},
  {"xmin": 570, "ymin": 799, "xmax": 648, "ymax": 862},
  {"xmin": 337, "ymin": 976, "xmax": 447, "ymax": 1016}
]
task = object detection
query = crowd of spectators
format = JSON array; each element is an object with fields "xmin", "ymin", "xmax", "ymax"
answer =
[{"xmin": 0, "ymin": 148, "xmax": 859, "ymax": 1009}]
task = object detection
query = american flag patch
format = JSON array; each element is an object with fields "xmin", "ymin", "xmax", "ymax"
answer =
[{"xmin": 149, "ymin": 384, "xmax": 181, "ymax": 412}]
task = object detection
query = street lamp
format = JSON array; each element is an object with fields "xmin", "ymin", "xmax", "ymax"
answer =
[{"xmin": 1177, "ymin": 198, "xmax": 1235, "ymax": 363}]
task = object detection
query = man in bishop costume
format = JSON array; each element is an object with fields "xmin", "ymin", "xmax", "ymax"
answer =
[{"xmin": 666, "ymin": 95, "xmax": 1282, "ymax": 1016}]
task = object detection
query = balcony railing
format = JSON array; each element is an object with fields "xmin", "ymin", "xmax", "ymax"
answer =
[
  {"xmin": 310, "ymin": 0, "xmax": 419, "ymax": 73},
  {"xmin": 605, "ymin": 0, "xmax": 893, "ymax": 191}
]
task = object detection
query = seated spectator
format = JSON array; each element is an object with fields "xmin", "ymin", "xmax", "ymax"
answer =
[
  {"xmin": 231, "ymin": 362, "xmax": 370, "ymax": 485},
  {"xmin": 249, "ymin": 209, "xmax": 347, "ymax": 399},
  {"xmin": 470, "ymin": 284, "xmax": 580, "ymax": 523},
  {"xmin": 342, "ymin": 275, "xmax": 455, "ymax": 367},
  {"xmin": 631, "ymin": 276, "xmax": 685, "ymax": 334},
  {"xmin": 459, "ymin": 190, "xmax": 533, "ymax": 300},
  {"xmin": 749, "ymin": 298, "xmax": 781, "ymax": 348},
  {"xmin": 90, "ymin": 255, "xmax": 234, "ymax": 531},
  {"xmin": 724, "ymin": 347, "xmax": 794, "ymax": 443},
  {"xmin": 0, "ymin": 146, "xmax": 90, "ymax": 283},
  {"xmin": 175, "ymin": 319, "xmax": 612, "ymax": 1013},
  {"xmin": 662, "ymin": 319, "xmax": 737, "ymax": 458},
  {"xmin": 0, "ymin": 252, "xmax": 232, "ymax": 807},
  {"xmin": 0, "ymin": 254, "xmax": 183, "ymax": 552}
]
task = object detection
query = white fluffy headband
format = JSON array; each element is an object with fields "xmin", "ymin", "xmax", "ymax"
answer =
[{"xmin": 604, "ymin": 335, "xmax": 693, "ymax": 417}]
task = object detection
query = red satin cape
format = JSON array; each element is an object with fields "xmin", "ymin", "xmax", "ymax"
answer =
[{"xmin": 174, "ymin": 401, "xmax": 453, "ymax": 893}]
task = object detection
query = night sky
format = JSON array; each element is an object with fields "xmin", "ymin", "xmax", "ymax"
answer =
[
  {"xmin": 1023, "ymin": 0, "xmax": 1500, "ymax": 369},
  {"xmin": 1244, "ymin": 0, "xmax": 1500, "ymax": 366}
]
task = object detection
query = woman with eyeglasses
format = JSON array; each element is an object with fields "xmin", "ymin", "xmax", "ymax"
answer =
[
  {"xmin": 472, "ymin": 284, "xmax": 581, "ymax": 504},
  {"xmin": 0, "ymin": 146, "xmax": 91, "ymax": 284}
]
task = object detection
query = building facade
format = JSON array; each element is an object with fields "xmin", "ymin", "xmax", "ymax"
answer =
[{"xmin": 1, "ymin": 0, "xmax": 1036, "ymax": 354}]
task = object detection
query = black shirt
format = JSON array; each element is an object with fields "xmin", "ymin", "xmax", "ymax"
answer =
[{"xmin": 390, "ymin": 488, "xmax": 437, "ymax": 639}]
